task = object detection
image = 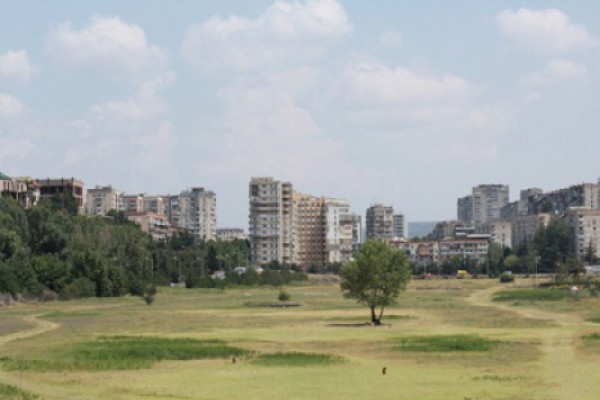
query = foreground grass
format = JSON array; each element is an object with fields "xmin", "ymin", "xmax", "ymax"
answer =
[
  {"xmin": 0, "ymin": 383, "xmax": 39, "ymax": 400},
  {"xmin": 2, "ymin": 336, "xmax": 251, "ymax": 371},
  {"xmin": 1, "ymin": 279, "xmax": 599, "ymax": 400}
]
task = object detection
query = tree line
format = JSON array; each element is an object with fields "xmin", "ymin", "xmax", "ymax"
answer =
[{"xmin": 0, "ymin": 195, "xmax": 305, "ymax": 300}]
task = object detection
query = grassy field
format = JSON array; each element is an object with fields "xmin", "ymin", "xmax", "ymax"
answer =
[{"xmin": 0, "ymin": 278, "xmax": 599, "ymax": 400}]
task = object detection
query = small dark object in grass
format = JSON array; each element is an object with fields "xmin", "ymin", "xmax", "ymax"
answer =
[{"xmin": 382, "ymin": 366, "xmax": 387, "ymax": 375}]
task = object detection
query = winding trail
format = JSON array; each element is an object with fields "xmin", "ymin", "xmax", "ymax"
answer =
[{"xmin": 467, "ymin": 285, "xmax": 598, "ymax": 400}]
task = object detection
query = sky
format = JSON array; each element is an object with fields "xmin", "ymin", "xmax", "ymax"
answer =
[{"xmin": 1, "ymin": 1, "xmax": 600, "ymax": 228}]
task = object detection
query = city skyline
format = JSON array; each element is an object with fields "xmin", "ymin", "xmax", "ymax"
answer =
[{"xmin": 2, "ymin": 1, "xmax": 600, "ymax": 228}]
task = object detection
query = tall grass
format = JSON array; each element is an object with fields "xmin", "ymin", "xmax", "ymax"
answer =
[
  {"xmin": 2, "ymin": 336, "xmax": 252, "ymax": 371},
  {"xmin": 394, "ymin": 334, "xmax": 499, "ymax": 352},
  {"xmin": 0, "ymin": 383, "xmax": 39, "ymax": 400},
  {"xmin": 493, "ymin": 289, "xmax": 576, "ymax": 302}
]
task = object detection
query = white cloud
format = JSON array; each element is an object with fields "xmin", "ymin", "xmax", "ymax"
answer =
[
  {"xmin": 497, "ymin": 8, "xmax": 596, "ymax": 53},
  {"xmin": 0, "ymin": 93, "xmax": 24, "ymax": 117},
  {"xmin": 0, "ymin": 50, "xmax": 37, "ymax": 82},
  {"xmin": 181, "ymin": 0, "xmax": 351, "ymax": 71},
  {"xmin": 341, "ymin": 62, "xmax": 473, "ymax": 105},
  {"xmin": 379, "ymin": 30, "xmax": 403, "ymax": 48},
  {"xmin": 0, "ymin": 138, "xmax": 33, "ymax": 161},
  {"xmin": 524, "ymin": 59, "xmax": 587, "ymax": 86},
  {"xmin": 46, "ymin": 16, "xmax": 168, "ymax": 82}
]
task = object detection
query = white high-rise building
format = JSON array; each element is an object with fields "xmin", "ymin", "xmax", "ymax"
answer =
[
  {"xmin": 393, "ymin": 213, "xmax": 408, "ymax": 240},
  {"xmin": 179, "ymin": 187, "xmax": 216, "ymax": 241},
  {"xmin": 85, "ymin": 185, "xmax": 122, "ymax": 216},
  {"xmin": 249, "ymin": 177, "xmax": 293, "ymax": 265},
  {"xmin": 472, "ymin": 184, "xmax": 509, "ymax": 226},
  {"xmin": 324, "ymin": 198, "xmax": 352, "ymax": 263}
]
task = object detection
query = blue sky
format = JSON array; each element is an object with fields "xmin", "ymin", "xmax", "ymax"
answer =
[{"xmin": 1, "ymin": 1, "xmax": 599, "ymax": 228}]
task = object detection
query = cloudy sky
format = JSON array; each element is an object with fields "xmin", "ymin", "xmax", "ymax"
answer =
[{"xmin": 1, "ymin": 1, "xmax": 599, "ymax": 227}]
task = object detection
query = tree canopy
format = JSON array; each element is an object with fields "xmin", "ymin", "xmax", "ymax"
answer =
[{"xmin": 340, "ymin": 240, "xmax": 411, "ymax": 325}]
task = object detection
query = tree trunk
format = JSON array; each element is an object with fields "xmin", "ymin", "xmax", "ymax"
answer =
[{"xmin": 370, "ymin": 305, "xmax": 380, "ymax": 325}]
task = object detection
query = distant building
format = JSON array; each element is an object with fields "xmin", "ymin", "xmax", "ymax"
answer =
[
  {"xmin": 249, "ymin": 177, "xmax": 293, "ymax": 265},
  {"xmin": 393, "ymin": 213, "xmax": 408, "ymax": 240},
  {"xmin": 564, "ymin": 208, "xmax": 600, "ymax": 261},
  {"xmin": 457, "ymin": 195, "xmax": 473, "ymax": 222},
  {"xmin": 293, "ymin": 191, "xmax": 325, "ymax": 266},
  {"xmin": 324, "ymin": 198, "xmax": 352, "ymax": 263},
  {"xmin": 349, "ymin": 213, "xmax": 362, "ymax": 252},
  {"xmin": 142, "ymin": 195, "xmax": 168, "ymax": 216},
  {"xmin": 511, "ymin": 213, "xmax": 552, "ymax": 249},
  {"xmin": 85, "ymin": 185, "xmax": 122, "ymax": 216},
  {"xmin": 216, "ymin": 228, "xmax": 247, "ymax": 241},
  {"xmin": 179, "ymin": 187, "xmax": 217, "ymax": 241},
  {"xmin": 481, "ymin": 220, "xmax": 512, "ymax": 248},
  {"xmin": 0, "ymin": 179, "xmax": 34, "ymax": 208},
  {"xmin": 366, "ymin": 204, "xmax": 394, "ymax": 242},
  {"xmin": 432, "ymin": 220, "xmax": 475, "ymax": 240},
  {"xmin": 120, "ymin": 194, "xmax": 144, "ymax": 213},
  {"xmin": 472, "ymin": 184, "xmax": 509, "ymax": 226},
  {"xmin": 530, "ymin": 183, "xmax": 600, "ymax": 215},
  {"xmin": 125, "ymin": 212, "xmax": 171, "ymax": 241},
  {"xmin": 36, "ymin": 177, "xmax": 84, "ymax": 213}
]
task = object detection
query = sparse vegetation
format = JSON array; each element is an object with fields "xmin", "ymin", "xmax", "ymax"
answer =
[
  {"xmin": 2, "ymin": 336, "xmax": 251, "ymax": 371},
  {"xmin": 251, "ymin": 352, "xmax": 344, "ymax": 367},
  {"xmin": 394, "ymin": 334, "xmax": 499, "ymax": 352},
  {"xmin": 493, "ymin": 289, "xmax": 577, "ymax": 302},
  {"xmin": 0, "ymin": 383, "xmax": 39, "ymax": 400}
]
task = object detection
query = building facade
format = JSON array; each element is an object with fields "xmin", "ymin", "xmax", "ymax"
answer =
[
  {"xmin": 36, "ymin": 178, "xmax": 84, "ymax": 213},
  {"xmin": 472, "ymin": 184, "xmax": 509, "ymax": 226},
  {"xmin": 85, "ymin": 185, "xmax": 122, "ymax": 216},
  {"xmin": 393, "ymin": 213, "xmax": 408, "ymax": 240},
  {"xmin": 249, "ymin": 177, "xmax": 293, "ymax": 265},
  {"xmin": 565, "ymin": 208, "xmax": 600, "ymax": 261},
  {"xmin": 366, "ymin": 204, "xmax": 394, "ymax": 242},
  {"xmin": 179, "ymin": 187, "xmax": 217, "ymax": 241}
]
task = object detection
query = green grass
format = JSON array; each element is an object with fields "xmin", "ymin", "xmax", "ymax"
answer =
[
  {"xmin": 251, "ymin": 352, "xmax": 344, "ymax": 367},
  {"xmin": 586, "ymin": 317, "xmax": 600, "ymax": 324},
  {"xmin": 42, "ymin": 311, "xmax": 100, "ymax": 318},
  {"xmin": 493, "ymin": 289, "xmax": 577, "ymax": 302},
  {"xmin": 582, "ymin": 333, "xmax": 600, "ymax": 341},
  {"xmin": 0, "ymin": 383, "xmax": 39, "ymax": 400},
  {"xmin": 394, "ymin": 334, "xmax": 499, "ymax": 352},
  {"xmin": 2, "ymin": 336, "xmax": 252, "ymax": 371}
]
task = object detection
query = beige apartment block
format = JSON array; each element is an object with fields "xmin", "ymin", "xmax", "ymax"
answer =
[
  {"xmin": 125, "ymin": 212, "xmax": 171, "ymax": 241},
  {"xmin": 511, "ymin": 213, "xmax": 552, "ymax": 249},
  {"xmin": 481, "ymin": 220, "xmax": 512, "ymax": 248},
  {"xmin": 216, "ymin": 228, "xmax": 247, "ymax": 241},
  {"xmin": 293, "ymin": 192, "xmax": 325, "ymax": 266},
  {"xmin": 249, "ymin": 177, "xmax": 293, "ymax": 265},
  {"xmin": 120, "ymin": 194, "xmax": 144, "ymax": 213},
  {"xmin": 179, "ymin": 187, "xmax": 217, "ymax": 241},
  {"xmin": 565, "ymin": 208, "xmax": 600, "ymax": 261},
  {"xmin": 142, "ymin": 195, "xmax": 168, "ymax": 216},
  {"xmin": 85, "ymin": 185, "xmax": 122, "ymax": 216},
  {"xmin": 0, "ymin": 179, "xmax": 34, "ymax": 208}
]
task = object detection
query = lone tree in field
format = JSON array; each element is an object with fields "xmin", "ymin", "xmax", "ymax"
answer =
[{"xmin": 340, "ymin": 240, "xmax": 411, "ymax": 325}]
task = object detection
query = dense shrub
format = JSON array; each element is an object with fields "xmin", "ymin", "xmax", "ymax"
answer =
[
  {"xmin": 61, "ymin": 277, "xmax": 96, "ymax": 300},
  {"xmin": 499, "ymin": 271, "xmax": 515, "ymax": 283}
]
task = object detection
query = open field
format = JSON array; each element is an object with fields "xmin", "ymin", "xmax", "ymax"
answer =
[{"xmin": 1, "ymin": 278, "xmax": 599, "ymax": 400}]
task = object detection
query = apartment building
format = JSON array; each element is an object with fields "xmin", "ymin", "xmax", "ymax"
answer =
[
  {"xmin": 292, "ymin": 192, "xmax": 325, "ymax": 266},
  {"xmin": 481, "ymin": 220, "xmax": 512, "ymax": 248},
  {"xmin": 530, "ymin": 183, "xmax": 600, "ymax": 215},
  {"xmin": 366, "ymin": 204, "xmax": 394, "ymax": 242},
  {"xmin": 85, "ymin": 185, "xmax": 122, "ymax": 216},
  {"xmin": 36, "ymin": 177, "xmax": 84, "ymax": 213},
  {"xmin": 511, "ymin": 213, "xmax": 552, "ymax": 249},
  {"xmin": 565, "ymin": 208, "xmax": 600, "ymax": 261},
  {"xmin": 324, "ymin": 198, "xmax": 352, "ymax": 263},
  {"xmin": 126, "ymin": 212, "xmax": 171, "ymax": 241},
  {"xmin": 120, "ymin": 194, "xmax": 144, "ymax": 213},
  {"xmin": 0, "ymin": 178, "xmax": 34, "ymax": 208},
  {"xmin": 249, "ymin": 177, "xmax": 293, "ymax": 265},
  {"xmin": 457, "ymin": 195, "xmax": 474, "ymax": 222},
  {"xmin": 216, "ymin": 228, "xmax": 247, "ymax": 241},
  {"xmin": 472, "ymin": 184, "xmax": 509, "ymax": 226},
  {"xmin": 142, "ymin": 195, "xmax": 168, "ymax": 216},
  {"xmin": 179, "ymin": 187, "xmax": 217, "ymax": 241},
  {"xmin": 393, "ymin": 213, "xmax": 408, "ymax": 240}
]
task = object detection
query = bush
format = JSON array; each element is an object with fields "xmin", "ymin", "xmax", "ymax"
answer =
[
  {"xmin": 61, "ymin": 277, "xmax": 96, "ymax": 300},
  {"xmin": 499, "ymin": 271, "xmax": 514, "ymax": 283},
  {"xmin": 143, "ymin": 284, "xmax": 157, "ymax": 305},
  {"xmin": 278, "ymin": 290, "xmax": 290, "ymax": 302}
]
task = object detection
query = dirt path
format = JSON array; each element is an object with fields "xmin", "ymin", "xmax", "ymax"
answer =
[
  {"xmin": 467, "ymin": 285, "xmax": 597, "ymax": 400},
  {"xmin": 0, "ymin": 313, "xmax": 100, "ymax": 400}
]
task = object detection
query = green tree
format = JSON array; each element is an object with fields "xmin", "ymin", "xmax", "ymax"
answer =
[
  {"xmin": 533, "ymin": 217, "xmax": 573, "ymax": 273},
  {"xmin": 340, "ymin": 240, "xmax": 411, "ymax": 325}
]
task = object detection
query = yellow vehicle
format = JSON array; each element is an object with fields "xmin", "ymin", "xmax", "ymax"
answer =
[{"xmin": 456, "ymin": 269, "xmax": 469, "ymax": 279}]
